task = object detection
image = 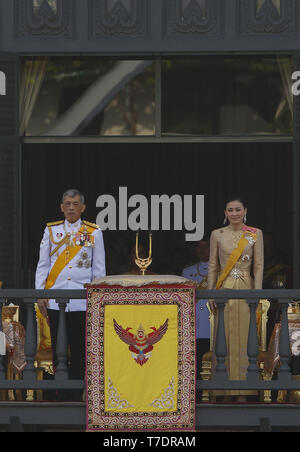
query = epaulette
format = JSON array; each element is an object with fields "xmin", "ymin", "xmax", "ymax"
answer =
[
  {"xmin": 47, "ymin": 220, "xmax": 64, "ymax": 227},
  {"xmin": 83, "ymin": 220, "xmax": 99, "ymax": 229}
]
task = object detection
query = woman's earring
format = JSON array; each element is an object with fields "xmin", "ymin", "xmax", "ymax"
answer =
[
  {"xmin": 223, "ymin": 215, "xmax": 228, "ymax": 225},
  {"xmin": 243, "ymin": 215, "xmax": 247, "ymax": 223}
]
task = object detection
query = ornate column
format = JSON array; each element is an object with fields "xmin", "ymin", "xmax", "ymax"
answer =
[
  {"xmin": 293, "ymin": 52, "xmax": 300, "ymax": 288},
  {"xmin": 0, "ymin": 54, "xmax": 20, "ymax": 288}
]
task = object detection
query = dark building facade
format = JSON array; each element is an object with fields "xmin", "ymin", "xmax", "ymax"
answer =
[{"xmin": 0, "ymin": 0, "xmax": 299, "ymax": 288}]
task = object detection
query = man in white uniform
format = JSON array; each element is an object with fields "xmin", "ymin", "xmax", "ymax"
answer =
[{"xmin": 35, "ymin": 189, "xmax": 106, "ymax": 394}]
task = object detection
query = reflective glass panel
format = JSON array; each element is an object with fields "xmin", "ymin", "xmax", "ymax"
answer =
[
  {"xmin": 162, "ymin": 56, "xmax": 293, "ymax": 135},
  {"xmin": 23, "ymin": 57, "xmax": 155, "ymax": 136}
]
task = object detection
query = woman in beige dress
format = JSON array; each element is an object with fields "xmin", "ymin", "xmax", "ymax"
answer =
[{"xmin": 208, "ymin": 196, "xmax": 264, "ymax": 401}]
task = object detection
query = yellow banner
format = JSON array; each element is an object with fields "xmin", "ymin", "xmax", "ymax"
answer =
[{"xmin": 104, "ymin": 304, "xmax": 178, "ymax": 413}]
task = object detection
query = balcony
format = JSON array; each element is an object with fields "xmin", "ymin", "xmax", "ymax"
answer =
[{"xmin": 0, "ymin": 288, "xmax": 299, "ymax": 432}]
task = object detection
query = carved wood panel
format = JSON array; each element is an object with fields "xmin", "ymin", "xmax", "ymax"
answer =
[
  {"xmin": 9, "ymin": 0, "xmax": 300, "ymax": 50},
  {"xmin": 165, "ymin": 0, "xmax": 222, "ymax": 37},
  {"xmin": 90, "ymin": 0, "xmax": 148, "ymax": 38},
  {"xmin": 239, "ymin": 0, "xmax": 297, "ymax": 35},
  {"xmin": 15, "ymin": 0, "xmax": 74, "ymax": 38}
]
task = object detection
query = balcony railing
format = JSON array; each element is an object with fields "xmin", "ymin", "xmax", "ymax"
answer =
[
  {"xmin": 0, "ymin": 288, "xmax": 300, "ymax": 432},
  {"xmin": 197, "ymin": 289, "xmax": 296, "ymax": 392}
]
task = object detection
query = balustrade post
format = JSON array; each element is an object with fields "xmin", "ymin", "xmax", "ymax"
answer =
[
  {"xmin": 278, "ymin": 299, "xmax": 292, "ymax": 382},
  {"xmin": 23, "ymin": 299, "xmax": 37, "ymax": 380},
  {"xmin": 247, "ymin": 299, "xmax": 259, "ymax": 381},
  {"xmin": 55, "ymin": 299, "xmax": 69, "ymax": 380},
  {"xmin": 214, "ymin": 299, "xmax": 228, "ymax": 381},
  {"xmin": 0, "ymin": 299, "xmax": 6, "ymax": 379}
]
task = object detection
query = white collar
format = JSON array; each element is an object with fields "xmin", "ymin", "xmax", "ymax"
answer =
[{"xmin": 64, "ymin": 218, "xmax": 82, "ymax": 230}]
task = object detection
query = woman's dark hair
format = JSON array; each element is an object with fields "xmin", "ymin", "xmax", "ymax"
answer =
[{"xmin": 225, "ymin": 195, "xmax": 247, "ymax": 209}]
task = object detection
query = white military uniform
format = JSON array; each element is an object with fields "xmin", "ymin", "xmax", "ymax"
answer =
[
  {"xmin": 35, "ymin": 218, "xmax": 106, "ymax": 311},
  {"xmin": 182, "ymin": 261, "xmax": 210, "ymax": 339}
]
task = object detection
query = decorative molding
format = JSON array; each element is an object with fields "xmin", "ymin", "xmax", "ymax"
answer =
[
  {"xmin": 240, "ymin": 0, "xmax": 297, "ymax": 35},
  {"xmin": 90, "ymin": 0, "xmax": 148, "ymax": 38},
  {"xmin": 15, "ymin": 0, "xmax": 74, "ymax": 38},
  {"xmin": 166, "ymin": 0, "xmax": 221, "ymax": 36}
]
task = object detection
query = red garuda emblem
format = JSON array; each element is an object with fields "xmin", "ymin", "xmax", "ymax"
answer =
[{"xmin": 113, "ymin": 318, "xmax": 169, "ymax": 366}]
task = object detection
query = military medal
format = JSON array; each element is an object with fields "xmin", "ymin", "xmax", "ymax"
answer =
[
  {"xmin": 75, "ymin": 232, "xmax": 83, "ymax": 246},
  {"xmin": 83, "ymin": 224, "xmax": 95, "ymax": 248},
  {"xmin": 75, "ymin": 232, "xmax": 85, "ymax": 246},
  {"xmin": 77, "ymin": 250, "xmax": 91, "ymax": 268},
  {"xmin": 84, "ymin": 233, "xmax": 94, "ymax": 248},
  {"xmin": 231, "ymin": 268, "xmax": 241, "ymax": 279},
  {"xmin": 74, "ymin": 232, "xmax": 95, "ymax": 248},
  {"xmin": 242, "ymin": 226, "xmax": 257, "ymax": 246},
  {"xmin": 84, "ymin": 259, "xmax": 91, "ymax": 268},
  {"xmin": 245, "ymin": 235, "xmax": 256, "ymax": 246},
  {"xmin": 242, "ymin": 254, "xmax": 250, "ymax": 262}
]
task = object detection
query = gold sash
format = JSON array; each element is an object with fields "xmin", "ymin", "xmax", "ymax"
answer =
[
  {"xmin": 216, "ymin": 227, "xmax": 257, "ymax": 290},
  {"xmin": 45, "ymin": 224, "xmax": 94, "ymax": 290}
]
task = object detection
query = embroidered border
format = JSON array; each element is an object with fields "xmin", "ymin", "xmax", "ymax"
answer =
[{"xmin": 86, "ymin": 285, "xmax": 195, "ymax": 431}]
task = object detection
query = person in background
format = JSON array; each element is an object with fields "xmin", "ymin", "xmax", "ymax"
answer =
[
  {"xmin": 182, "ymin": 238, "xmax": 210, "ymax": 381},
  {"xmin": 263, "ymin": 233, "xmax": 293, "ymax": 344}
]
